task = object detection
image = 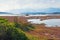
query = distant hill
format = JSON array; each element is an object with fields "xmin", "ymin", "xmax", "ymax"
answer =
[
  {"xmin": 0, "ymin": 12, "xmax": 17, "ymax": 16},
  {"xmin": 8, "ymin": 8, "xmax": 60, "ymax": 15},
  {"xmin": 43, "ymin": 8, "xmax": 60, "ymax": 13},
  {"xmin": 0, "ymin": 12, "xmax": 13, "ymax": 14}
]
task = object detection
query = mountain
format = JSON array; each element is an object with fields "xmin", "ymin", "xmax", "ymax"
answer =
[
  {"xmin": 8, "ymin": 8, "xmax": 60, "ymax": 15},
  {"xmin": 0, "ymin": 12, "xmax": 13, "ymax": 14},
  {"xmin": 43, "ymin": 8, "xmax": 60, "ymax": 13},
  {"xmin": 0, "ymin": 12, "xmax": 17, "ymax": 16}
]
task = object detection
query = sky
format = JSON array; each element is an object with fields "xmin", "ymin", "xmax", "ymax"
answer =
[{"xmin": 0, "ymin": 0, "xmax": 60, "ymax": 12}]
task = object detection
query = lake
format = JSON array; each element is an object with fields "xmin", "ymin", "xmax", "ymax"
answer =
[{"xmin": 27, "ymin": 19, "xmax": 60, "ymax": 27}]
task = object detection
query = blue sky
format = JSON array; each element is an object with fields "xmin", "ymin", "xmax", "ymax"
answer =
[{"xmin": 0, "ymin": 0, "xmax": 60, "ymax": 12}]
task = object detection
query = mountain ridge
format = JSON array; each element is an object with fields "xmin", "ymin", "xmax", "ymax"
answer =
[{"xmin": 8, "ymin": 8, "xmax": 60, "ymax": 14}]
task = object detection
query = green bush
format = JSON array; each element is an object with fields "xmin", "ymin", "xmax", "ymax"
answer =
[
  {"xmin": 0, "ymin": 18, "xmax": 28, "ymax": 40},
  {"xmin": 5, "ymin": 26, "xmax": 28, "ymax": 40},
  {"xmin": 15, "ymin": 22, "xmax": 34, "ymax": 31}
]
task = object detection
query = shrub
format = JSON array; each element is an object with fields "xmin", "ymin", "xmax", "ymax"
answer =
[
  {"xmin": 15, "ymin": 23, "xmax": 34, "ymax": 31},
  {"xmin": 0, "ymin": 18, "xmax": 28, "ymax": 40}
]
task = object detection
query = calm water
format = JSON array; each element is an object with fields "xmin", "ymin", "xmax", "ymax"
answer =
[
  {"xmin": 27, "ymin": 19, "xmax": 60, "ymax": 27},
  {"xmin": 27, "ymin": 19, "xmax": 41, "ymax": 24},
  {"xmin": 43, "ymin": 19, "xmax": 60, "ymax": 27}
]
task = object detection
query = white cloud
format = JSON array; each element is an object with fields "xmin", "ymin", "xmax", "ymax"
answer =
[
  {"xmin": 0, "ymin": 0, "xmax": 20, "ymax": 12},
  {"xmin": 0, "ymin": 0, "xmax": 60, "ymax": 12},
  {"xmin": 0, "ymin": 4, "xmax": 20, "ymax": 11}
]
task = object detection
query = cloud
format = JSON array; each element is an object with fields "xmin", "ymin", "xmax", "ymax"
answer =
[
  {"xmin": 0, "ymin": 0, "xmax": 20, "ymax": 12},
  {"xmin": 0, "ymin": 0, "xmax": 60, "ymax": 12}
]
